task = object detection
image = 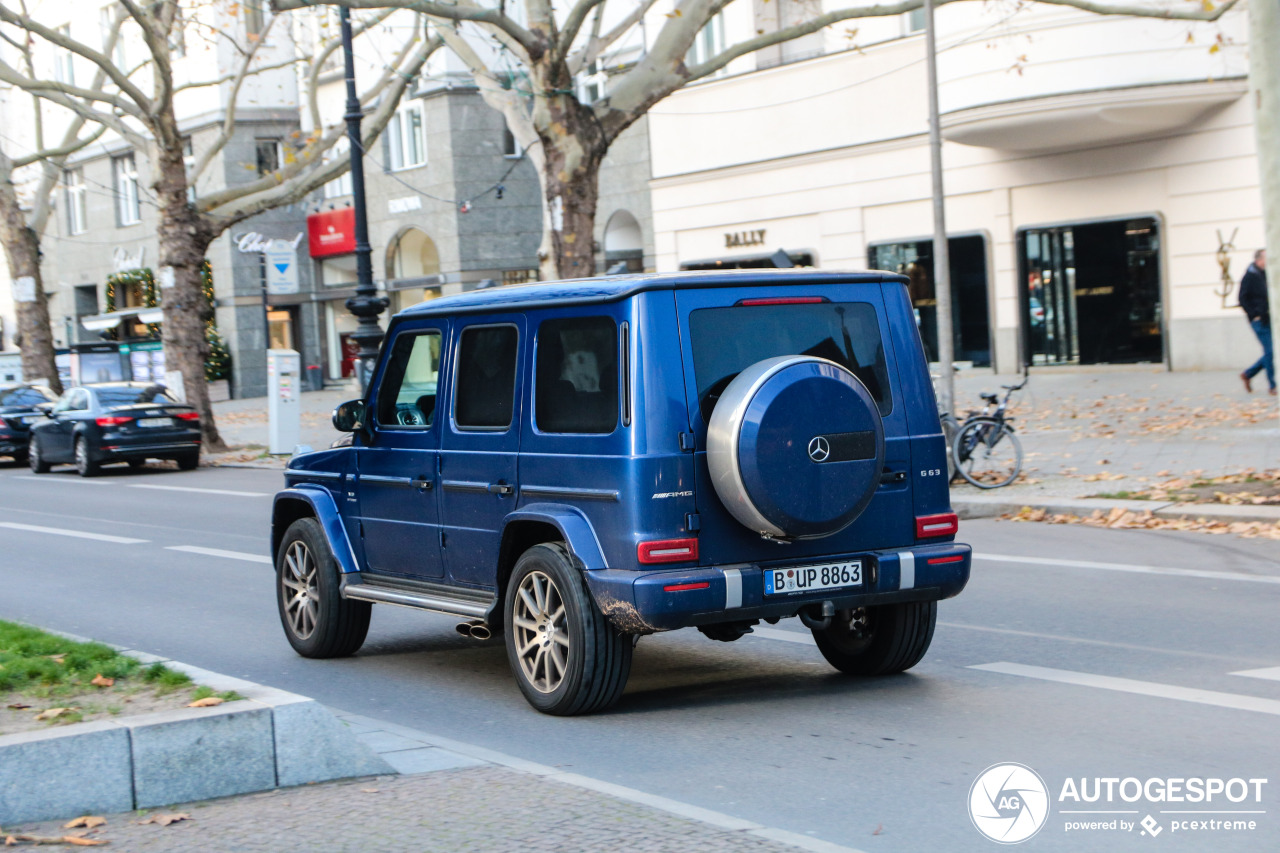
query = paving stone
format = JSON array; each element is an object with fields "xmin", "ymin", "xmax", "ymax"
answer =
[{"xmin": 0, "ymin": 720, "xmax": 133, "ymax": 824}]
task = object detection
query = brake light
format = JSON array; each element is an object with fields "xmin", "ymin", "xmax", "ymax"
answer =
[
  {"xmin": 663, "ymin": 582, "xmax": 710, "ymax": 592},
  {"xmin": 927, "ymin": 555, "xmax": 964, "ymax": 565},
  {"xmin": 637, "ymin": 538, "xmax": 699, "ymax": 565},
  {"xmin": 96, "ymin": 416, "xmax": 131, "ymax": 426},
  {"xmin": 738, "ymin": 296, "xmax": 826, "ymax": 306},
  {"xmin": 175, "ymin": 411, "xmax": 200, "ymax": 421},
  {"xmin": 916, "ymin": 512, "xmax": 958, "ymax": 539}
]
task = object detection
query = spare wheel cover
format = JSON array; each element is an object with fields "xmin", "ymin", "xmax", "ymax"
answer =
[{"xmin": 707, "ymin": 355, "xmax": 885, "ymax": 539}]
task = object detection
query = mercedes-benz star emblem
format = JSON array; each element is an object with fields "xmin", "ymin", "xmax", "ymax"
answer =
[{"xmin": 808, "ymin": 436, "xmax": 830, "ymax": 463}]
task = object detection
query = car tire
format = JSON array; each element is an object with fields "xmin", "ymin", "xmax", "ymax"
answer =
[
  {"xmin": 276, "ymin": 517, "xmax": 370, "ymax": 658},
  {"xmin": 74, "ymin": 436, "xmax": 99, "ymax": 478},
  {"xmin": 28, "ymin": 436, "xmax": 49, "ymax": 473},
  {"xmin": 811, "ymin": 601, "xmax": 936, "ymax": 676},
  {"xmin": 177, "ymin": 452, "xmax": 199, "ymax": 471},
  {"xmin": 504, "ymin": 542, "xmax": 632, "ymax": 716}
]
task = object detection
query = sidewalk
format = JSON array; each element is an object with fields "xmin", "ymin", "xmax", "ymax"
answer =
[{"xmin": 5, "ymin": 711, "xmax": 855, "ymax": 853}]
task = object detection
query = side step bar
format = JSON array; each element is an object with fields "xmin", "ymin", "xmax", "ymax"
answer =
[{"xmin": 341, "ymin": 575, "xmax": 493, "ymax": 620}]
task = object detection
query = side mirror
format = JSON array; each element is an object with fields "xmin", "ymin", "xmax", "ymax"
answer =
[{"xmin": 332, "ymin": 399, "xmax": 366, "ymax": 433}]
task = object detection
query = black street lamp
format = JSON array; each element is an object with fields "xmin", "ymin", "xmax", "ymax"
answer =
[{"xmin": 339, "ymin": 6, "xmax": 386, "ymax": 393}]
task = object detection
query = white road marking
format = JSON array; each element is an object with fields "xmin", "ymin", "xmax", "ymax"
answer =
[
  {"xmin": 976, "ymin": 552, "xmax": 1280, "ymax": 585},
  {"xmin": 939, "ymin": 621, "xmax": 1268, "ymax": 664},
  {"xmin": 166, "ymin": 545, "xmax": 271, "ymax": 564},
  {"xmin": 129, "ymin": 484, "xmax": 268, "ymax": 497},
  {"xmin": 0, "ymin": 521, "xmax": 147, "ymax": 544},
  {"xmin": 1231, "ymin": 666, "xmax": 1280, "ymax": 682},
  {"xmin": 970, "ymin": 661, "xmax": 1280, "ymax": 716},
  {"xmin": 752, "ymin": 626, "xmax": 813, "ymax": 645},
  {"xmin": 13, "ymin": 475, "xmax": 108, "ymax": 486}
]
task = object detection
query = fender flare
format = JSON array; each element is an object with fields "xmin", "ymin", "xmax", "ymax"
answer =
[
  {"xmin": 502, "ymin": 502, "xmax": 608, "ymax": 571},
  {"xmin": 272, "ymin": 486, "xmax": 360, "ymax": 575}
]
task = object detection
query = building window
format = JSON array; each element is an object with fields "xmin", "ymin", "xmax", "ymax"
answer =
[
  {"xmin": 501, "ymin": 122, "xmax": 521, "ymax": 158},
  {"xmin": 55, "ymin": 25, "xmax": 75, "ymax": 85},
  {"xmin": 244, "ymin": 0, "xmax": 266, "ymax": 37},
  {"xmin": 387, "ymin": 103, "xmax": 425, "ymax": 171},
  {"xmin": 170, "ymin": 5, "xmax": 186, "ymax": 57},
  {"xmin": 64, "ymin": 168, "xmax": 87, "ymax": 235},
  {"xmin": 686, "ymin": 14, "xmax": 725, "ymax": 68},
  {"xmin": 101, "ymin": 5, "xmax": 126, "ymax": 69},
  {"xmin": 256, "ymin": 139, "xmax": 282, "ymax": 177},
  {"xmin": 323, "ymin": 137, "xmax": 353, "ymax": 198},
  {"xmin": 112, "ymin": 153, "xmax": 141, "ymax": 226},
  {"xmin": 577, "ymin": 61, "xmax": 607, "ymax": 105},
  {"xmin": 905, "ymin": 8, "xmax": 926, "ymax": 34}
]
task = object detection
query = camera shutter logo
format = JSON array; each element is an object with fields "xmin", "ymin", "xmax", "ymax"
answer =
[
  {"xmin": 808, "ymin": 436, "xmax": 830, "ymax": 463},
  {"xmin": 969, "ymin": 763, "xmax": 1050, "ymax": 844}
]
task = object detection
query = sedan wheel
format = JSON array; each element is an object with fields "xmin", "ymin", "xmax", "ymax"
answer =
[
  {"xmin": 75, "ymin": 436, "xmax": 99, "ymax": 477},
  {"xmin": 28, "ymin": 435, "xmax": 49, "ymax": 473}
]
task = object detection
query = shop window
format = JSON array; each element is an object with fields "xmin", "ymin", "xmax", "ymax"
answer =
[
  {"xmin": 454, "ymin": 325, "xmax": 517, "ymax": 430},
  {"xmin": 536, "ymin": 317, "xmax": 618, "ymax": 434},
  {"xmin": 376, "ymin": 331, "xmax": 442, "ymax": 428},
  {"xmin": 112, "ymin": 152, "xmax": 141, "ymax": 226},
  {"xmin": 64, "ymin": 168, "xmax": 87, "ymax": 235},
  {"xmin": 267, "ymin": 308, "xmax": 296, "ymax": 351},
  {"xmin": 387, "ymin": 103, "xmax": 425, "ymax": 171}
]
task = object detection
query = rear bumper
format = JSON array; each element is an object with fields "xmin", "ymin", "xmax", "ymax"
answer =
[
  {"xmin": 0, "ymin": 437, "xmax": 28, "ymax": 455},
  {"xmin": 97, "ymin": 439, "xmax": 201, "ymax": 461},
  {"xmin": 583, "ymin": 543, "xmax": 971, "ymax": 633}
]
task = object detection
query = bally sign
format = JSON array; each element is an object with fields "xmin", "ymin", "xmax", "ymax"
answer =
[
  {"xmin": 307, "ymin": 207, "xmax": 357, "ymax": 258},
  {"xmin": 725, "ymin": 228, "xmax": 766, "ymax": 249}
]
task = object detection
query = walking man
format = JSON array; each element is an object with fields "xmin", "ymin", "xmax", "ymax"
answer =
[{"xmin": 1240, "ymin": 249, "xmax": 1275, "ymax": 396}]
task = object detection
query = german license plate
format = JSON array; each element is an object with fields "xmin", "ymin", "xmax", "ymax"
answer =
[
  {"xmin": 137, "ymin": 417, "xmax": 171, "ymax": 428},
  {"xmin": 764, "ymin": 561, "xmax": 862, "ymax": 595}
]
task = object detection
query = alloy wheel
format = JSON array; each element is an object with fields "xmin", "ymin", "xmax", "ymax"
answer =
[
  {"xmin": 512, "ymin": 570, "xmax": 570, "ymax": 693},
  {"xmin": 280, "ymin": 540, "xmax": 320, "ymax": 640}
]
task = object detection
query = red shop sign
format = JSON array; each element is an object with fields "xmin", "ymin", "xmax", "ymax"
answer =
[{"xmin": 307, "ymin": 207, "xmax": 356, "ymax": 258}]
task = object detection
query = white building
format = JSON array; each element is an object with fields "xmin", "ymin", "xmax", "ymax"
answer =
[{"xmin": 645, "ymin": 1, "xmax": 1259, "ymax": 373}]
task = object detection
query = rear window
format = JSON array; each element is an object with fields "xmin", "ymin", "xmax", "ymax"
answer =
[
  {"xmin": 0, "ymin": 387, "xmax": 54, "ymax": 407},
  {"xmin": 96, "ymin": 386, "xmax": 178, "ymax": 407},
  {"xmin": 689, "ymin": 301, "xmax": 892, "ymax": 423}
]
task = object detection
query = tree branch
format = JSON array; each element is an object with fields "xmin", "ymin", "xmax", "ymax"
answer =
[
  {"xmin": 270, "ymin": 0, "xmax": 540, "ymax": 55},
  {"xmin": 568, "ymin": 0, "xmax": 660, "ymax": 75},
  {"xmin": 558, "ymin": 0, "xmax": 609, "ymax": 64}
]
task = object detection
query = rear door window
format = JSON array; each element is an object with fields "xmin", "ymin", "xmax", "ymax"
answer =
[
  {"xmin": 535, "ymin": 316, "xmax": 618, "ymax": 434},
  {"xmin": 454, "ymin": 324, "xmax": 518, "ymax": 430},
  {"xmin": 688, "ymin": 301, "xmax": 892, "ymax": 423}
]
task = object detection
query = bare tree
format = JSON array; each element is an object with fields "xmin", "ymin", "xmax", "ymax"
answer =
[
  {"xmin": 0, "ymin": 1, "xmax": 439, "ymax": 449},
  {"xmin": 272, "ymin": 0, "xmax": 1240, "ymax": 281}
]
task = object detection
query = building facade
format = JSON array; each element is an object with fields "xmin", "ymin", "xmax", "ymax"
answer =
[{"xmin": 646, "ymin": 3, "xmax": 1260, "ymax": 374}]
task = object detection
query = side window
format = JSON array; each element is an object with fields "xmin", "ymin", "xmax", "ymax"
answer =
[
  {"xmin": 68, "ymin": 390, "xmax": 89, "ymax": 411},
  {"xmin": 535, "ymin": 316, "xmax": 618, "ymax": 434},
  {"xmin": 375, "ymin": 331, "xmax": 441, "ymax": 428},
  {"xmin": 53, "ymin": 392, "xmax": 75, "ymax": 413},
  {"xmin": 454, "ymin": 325, "xmax": 518, "ymax": 430}
]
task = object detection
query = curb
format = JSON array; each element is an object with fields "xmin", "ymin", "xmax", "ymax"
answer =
[
  {"xmin": 952, "ymin": 494, "xmax": 1280, "ymax": 525},
  {"xmin": 0, "ymin": 634, "xmax": 392, "ymax": 826}
]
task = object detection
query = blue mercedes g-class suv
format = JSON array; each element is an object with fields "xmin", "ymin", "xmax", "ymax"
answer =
[{"xmin": 272, "ymin": 270, "xmax": 970, "ymax": 715}]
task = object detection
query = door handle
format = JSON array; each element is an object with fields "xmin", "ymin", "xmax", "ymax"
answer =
[
  {"xmin": 487, "ymin": 482, "xmax": 514, "ymax": 496},
  {"xmin": 411, "ymin": 476, "xmax": 433, "ymax": 490}
]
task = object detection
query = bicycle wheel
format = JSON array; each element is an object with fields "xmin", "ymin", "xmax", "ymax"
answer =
[{"xmin": 952, "ymin": 417, "xmax": 1022, "ymax": 489}]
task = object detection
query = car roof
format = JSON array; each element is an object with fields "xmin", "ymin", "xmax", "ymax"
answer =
[{"xmin": 395, "ymin": 269, "xmax": 904, "ymax": 320}]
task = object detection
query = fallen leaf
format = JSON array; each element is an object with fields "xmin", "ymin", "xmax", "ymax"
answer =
[
  {"xmin": 64, "ymin": 817, "xmax": 106, "ymax": 829},
  {"xmin": 361, "ymin": 788, "xmax": 379, "ymax": 794},
  {"xmin": 138, "ymin": 813, "xmax": 191, "ymax": 827},
  {"xmin": 187, "ymin": 697, "xmax": 224, "ymax": 708},
  {"xmin": 7, "ymin": 703, "xmax": 31, "ymax": 710},
  {"xmin": 62, "ymin": 838, "xmax": 107, "ymax": 847},
  {"xmin": 34, "ymin": 707, "xmax": 77, "ymax": 721},
  {"xmin": 4, "ymin": 836, "xmax": 105, "ymax": 847},
  {"xmin": 90, "ymin": 675, "xmax": 115, "ymax": 688},
  {"xmin": 48, "ymin": 654, "xmax": 67, "ymax": 664}
]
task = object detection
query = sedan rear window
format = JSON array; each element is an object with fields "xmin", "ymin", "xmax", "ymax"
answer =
[
  {"xmin": 0, "ymin": 387, "xmax": 54, "ymax": 407},
  {"xmin": 689, "ymin": 302, "xmax": 892, "ymax": 423},
  {"xmin": 96, "ymin": 386, "xmax": 178, "ymax": 407}
]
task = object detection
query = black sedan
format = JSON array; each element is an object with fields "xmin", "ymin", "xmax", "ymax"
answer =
[
  {"xmin": 0, "ymin": 384, "xmax": 58, "ymax": 463},
  {"xmin": 28, "ymin": 382, "xmax": 201, "ymax": 476}
]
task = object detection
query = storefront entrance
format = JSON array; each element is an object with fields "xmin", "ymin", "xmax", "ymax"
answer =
[
  {"xmin": 868, "ymin": 235, "xmax": 991, "ymax": 366},
  {"xmin": 1018, "ymin": 217, "xmax": 1162, "ymax": 366}
]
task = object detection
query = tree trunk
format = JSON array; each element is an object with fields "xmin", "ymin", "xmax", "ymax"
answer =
[
  {"xmin": 151, "ymin": 128, "xmax": 226, "ymax": 452},
  {"xmin": 537, "ymin": 94, "xmax": 606, "ymax": 280},
  {"xmin": 0, "ymin": 173, "xmax": 62, "ymax": 394}
]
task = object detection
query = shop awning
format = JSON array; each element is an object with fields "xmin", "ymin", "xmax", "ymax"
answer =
[{"xmin": 79, "ymin": 307, "xmax": 164, "ymax": 331}]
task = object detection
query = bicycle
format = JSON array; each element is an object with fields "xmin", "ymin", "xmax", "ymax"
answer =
[{"xmin": 949, "ymin": 372, "xmax": 1027, "ymax": 489}]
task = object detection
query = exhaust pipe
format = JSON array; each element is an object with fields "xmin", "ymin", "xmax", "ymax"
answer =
[
  {"xmin": 798, "ymin": 600, "xmax": 835, "ymax": 632},
  {"xmin": 455, "ymin": 620, "xmax": 492, "ymax": 640}
]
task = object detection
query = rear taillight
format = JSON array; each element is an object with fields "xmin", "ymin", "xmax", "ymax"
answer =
[
  {"xmin": 637, "ymin": 538, "xmax": 699, "ymax": 565},
  {"xmin": 916, "ymin": 512, "xmax": 958, "ymax": 539},
  {"xmin": 175, "ymin": 412, "xmax": 200, "ymax": 421},
  {"xmin": 96, "ymin": 416, "xmax": 131, "ymax": 426}
]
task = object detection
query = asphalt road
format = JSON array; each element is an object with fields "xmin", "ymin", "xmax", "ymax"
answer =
[{"xmin": 1, "ymin": 461, "xmax": 1277, "ymax": 852}]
